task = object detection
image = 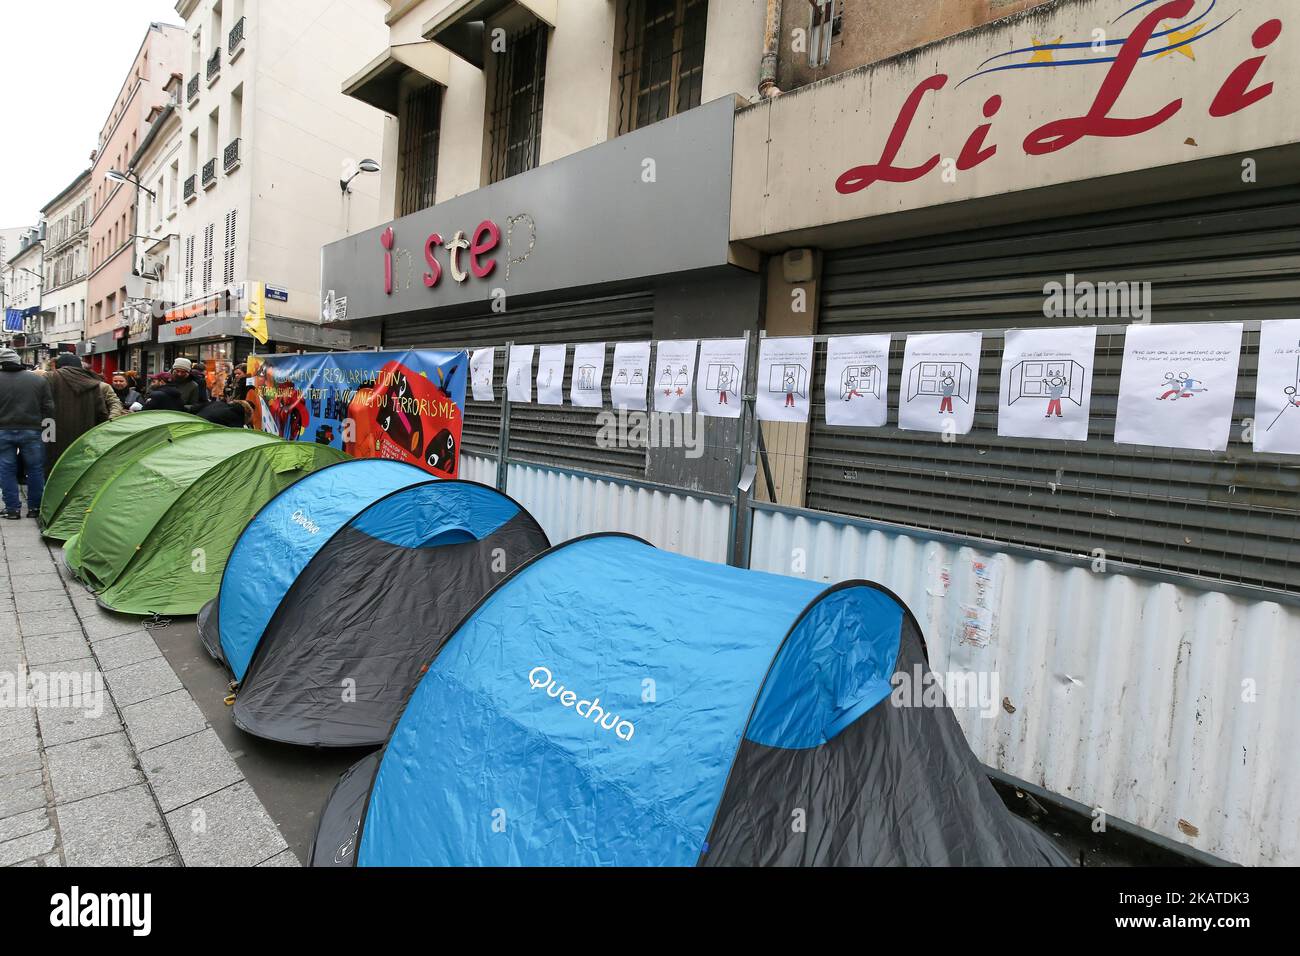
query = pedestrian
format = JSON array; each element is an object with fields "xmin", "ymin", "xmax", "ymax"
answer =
[
  {"xmin": 142, "ymin": 373, "xmax": 185, "ymax": 411},
  {"xmin": 0, "ymin": 347, "xmax": 55, "ymax": 519},
  {"xmin": 169, "ymin": 358, "xmax": 202, "ymax": 410},
  {"xmin": 42, "ymin": 352, "xmax": 112, "ymax": 474},
  {"xmin": 196, "ymin": 398, "xmax": 253, "ymax": 428},
  {"xmin": 191, "ymin": 359, "xmax": 211, "ymax": 406},
  {"xmin": 111, "ymin": 371, "xmax": 143, "ymax": 412}
]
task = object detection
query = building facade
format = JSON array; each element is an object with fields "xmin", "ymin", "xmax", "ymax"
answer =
[
  {"xmin": 125, "ymin": 84, "xmax": 184, "ymax": 378},
  {"xmin": 39, "ymin": 169, "xmax": 93, "ymax": 361},
  {"xmin": 4, "ymin": 227, "xmax": 46, "ymax": 363},
  {"xmin": 328, "ymin": 0, "xmax": 770, "ymax": 489},
  {"xmin": 150, "ymin": 0, "xmax": 388, "ymax": 378},
  {"xmin": 85, "ymin": 21, "xmax": 186, "ymax": 374},
  {"xmin": 319, "ymin": 0, "xmax": 1299, "ymax": 866}
]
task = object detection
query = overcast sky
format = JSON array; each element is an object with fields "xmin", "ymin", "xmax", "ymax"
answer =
[{"xmin": 0, "ymin": 1, "xmax": 183, "ymax": 227}]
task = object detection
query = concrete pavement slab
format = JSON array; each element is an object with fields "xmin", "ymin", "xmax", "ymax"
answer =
[
  {"xmin": 102, "ymin": 656, "xmax": 183, "ymax": 707},
  {"xmin": 121, "ymin": 689, "xmax": 208, "ymax": 753},
  {"xmin": 57, "ymin": 785, "xmax": 172, "ymax": 867},
  {"xmin": 141, "ymin": 728, "xmax": 242, "ymax": 813},
  {"xmin": 165, "ymin": 781, "xmax": 288, "ymax": 867},
  {"xmin": 93, "ymin": 630, "xmax": 163, "ymax": 671},
  {"xmin": 46, "ymin": 732, "xmax": 143, "ymax": 804}
]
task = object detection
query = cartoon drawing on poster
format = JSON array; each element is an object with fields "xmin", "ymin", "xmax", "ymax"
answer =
[
  {"xmin": 1253, "ymin": 320, "xmax": 1300, "ymax": 454},
  {"xmin": 535, "ymin": 345, "xmax": 566, "ymax": 406},
  {"xmin": 824, "ymin": 334, "xmax": 890, "ymax": 427},
  {"xmin": 570, "ymin": 342, "xmax": 606, "ymax": 408},
  {"xmin": 470, "ymin": 347, "xmax": 495, "ymax": 402},
  {"xmin": 653, "ymin": 339, "xmax": 697, "ymax": 414},
  {"xmin": 506, "ymin": 344, "xmax": 534, "ymax": 404},
  {"xmin": 1115, "ymin": 323, "xmax": 1242, "ymax": 452},
  {"xmin": 756, "ymin": 336, "xmax": 814, "ymax": 423},
  {"xmin": 695, "ymin": 338, "xmax": 746, "ymax": 419},
  {"xmin": 611, "ymin": 341, "xmax": 650, "ymax": 411},
  {"xmin": 898, "ymin": 332, "xmax": 982, "ymax": 434},
  {"xmin": 997, "ymin": 327, "xmax": 1096, "ymax": 441}
]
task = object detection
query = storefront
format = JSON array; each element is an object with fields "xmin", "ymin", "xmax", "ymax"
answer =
[
  {"xmin": 81, "ymin": 328, "xmax": 126, "ymax": 376},
  {"xmin": 158, "ymin": 307, "xmax": 352, "ymax": 398},
  {"xmin": 319, "ymin": 96, "xmax": 760, "ymax": 488}
]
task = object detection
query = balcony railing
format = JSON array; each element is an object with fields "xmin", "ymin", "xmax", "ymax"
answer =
[
  {"xmin": 183, "ymin": 175, "xmax": 197, "ymax": 203},
  {"xmin": 207, "ymin": 48, "xmax": 221, "ymax": 83},
  {"xmin": 202, "ymin": 159, "xmax": 217, "ymax": 189},
  {"xmin": 187, "ymin": 73, "xmax": 200, "ymax": 104},
  {"xmin": 223, "ymin": 138, "xmax": 241, "ymax": 173},
  {"xmin": 228, "ymin": 16, "xmax": 246, "ymax": 59}
]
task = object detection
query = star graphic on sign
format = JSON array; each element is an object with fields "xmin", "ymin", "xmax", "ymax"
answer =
[
  {"xmin": 1155, "ymin": 21, "xmax": 1205, "ymax": 60},
  {"xmin": 676, "ymin": 387, "xmax": 684, "ymax": 396},
  {"xmin": 1028, "ymin": 36, "xmax": 1063, "ymax": 64}
]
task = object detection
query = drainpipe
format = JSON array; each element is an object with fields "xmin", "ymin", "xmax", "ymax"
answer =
[{"xmin": 758, "ymin": 0, "xmax": 782, "ymax": 98}]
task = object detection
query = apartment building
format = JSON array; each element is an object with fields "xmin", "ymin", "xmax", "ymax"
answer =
[
  {"xmin": 4, "ymin": 227, "xmax": 45, "ymax": 363},
  {"xmin": 326, "ymin": 0, "xmax": 769, "ymax": 486},
  {"xmin": 155, "ymin": 0, "xmax": 387, "ymax": 374},
  {"xmin": 123, "ymin": 79, "xmax": 184, "ymax": 378},
  {"xmin": 84, "ymin": 22, "xmax": 186, "ymax": 374},
  {"xmin": 38, "ymin": 169, "xmax": 93, "ymax": 360}
]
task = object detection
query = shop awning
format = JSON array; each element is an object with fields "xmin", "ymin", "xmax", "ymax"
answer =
[
  {"xmin": 342, "ymin": 41, "xmax": 453, "ymax": 114},
  {"xmin": 421, "ymin": 0, "xmax": 557, "ymax": 69}
]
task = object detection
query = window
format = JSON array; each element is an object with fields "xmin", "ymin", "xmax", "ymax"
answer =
[
  {"xmin": 615, "ymin": 0, "xmax": 707, "ymax": 134},
  {"xmin": 223, "ymin": 209, "xmax": 236, "ymax": 286},
  {"xmin": 202, "ymin": 223, "xmax": 215, "ymax": 293},
  {"xmin": 486, "ymin": 21, "xmax": 549, "ymax": 185},
  {"xmin": 184, "ymin": 234, "xmax": 195, "ymax": 299},
  {"xmin": 398, "ymin": 83, "xmax": 443, "ymax": 215}
]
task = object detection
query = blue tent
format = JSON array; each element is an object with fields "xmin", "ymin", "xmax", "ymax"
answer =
[
  {"xmin": 313, "ymin": 534, "xmax": 1068, "ymax": 866},
  {"xmin": 198, "ymin": 458, "xmax": 550, "ymax": 747}
]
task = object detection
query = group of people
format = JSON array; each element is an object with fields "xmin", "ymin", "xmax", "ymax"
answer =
[{"xmin": 0, "ymin": 349, "xmax": 255, "ymax": 520}]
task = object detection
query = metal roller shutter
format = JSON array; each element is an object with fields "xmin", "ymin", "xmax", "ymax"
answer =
[
  {"xmin": 384, "ymin": 290, "xmax": 655, "ymax": 476},
  {"xmin": 808, "ymin": 185, "xmax": 1300, "ymax": 593}
]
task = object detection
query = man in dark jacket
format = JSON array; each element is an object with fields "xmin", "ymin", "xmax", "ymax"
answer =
[
  {"xmin": 170, "ymin": 357, "xmax": 202, "ymax": 410},
  {"xmin": 42, "ymin": 352, "xmax": 110, "ymax": 476},
  {"xmin": 142, "ymin": 373, "xmax": 186, "ymax": 411},
  {"xmin": 0, "ymin": 347, "xmax": 55, "ymax": 518}
]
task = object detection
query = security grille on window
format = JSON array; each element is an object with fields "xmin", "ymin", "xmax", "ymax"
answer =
[
  {"xmin": 398, "ymin": 83, "xmax": 443, "ymax": 216},
  {"xmin": 616, "ymin": 0, "xmax": 707, "ymax": 135},
  {"xmin": 202, "ymin": 223, "xmax": 214, "ymax": 294},
  {"xmin": 223, "ymin": 209, "xmax": 237, "ymax": 286},
  {"xmin": 486, "ymin": 22, "xmax": 548, "ymax": 185}
]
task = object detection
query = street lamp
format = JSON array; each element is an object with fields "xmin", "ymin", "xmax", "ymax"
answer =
[
  {"xmin": 340, "ymin": 158, "xmax": 381, "ymax": 194},
  {"xmin": 105, "ymin": 168, "xmax": 157, "ymax": 200}
]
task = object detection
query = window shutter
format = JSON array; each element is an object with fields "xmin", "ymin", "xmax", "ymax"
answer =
[{"xmin": 223, "ymin": 209, "xmax": 237, "ymax": 286}]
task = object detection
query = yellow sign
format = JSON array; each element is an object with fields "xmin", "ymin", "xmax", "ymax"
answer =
[{"xmin": 242, "ymin": 281, "xmax": 269, "ymax": 345}]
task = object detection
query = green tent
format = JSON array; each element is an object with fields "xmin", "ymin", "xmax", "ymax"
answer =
[
  {"xmin": 40, "ymin": 412, "xmax": 215, "ymax": 541},
  {"xmin": 64, "ymin": 429, "xmax": 348, "ymax": 616}
]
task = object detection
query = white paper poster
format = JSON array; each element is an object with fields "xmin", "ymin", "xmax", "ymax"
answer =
[
  {"xmin": 1255, "ymin": 320, "xmax": 1300, "ymax": 454},
  {"xmin": 1115, "ymin": 322, "xmax": 1242, "ymax": 452},
  {"xmin": 824, "ymin": 334, "xmax": 890, "ymax": 427},
  {"xmin": 535, "ymin": 345, "xmax": 566, "ymax": 406},
  {"xmin": 997, "ymin": 327, "xmax": 1097, "ymax": 442},
  {"xmin": 470, "ymin": 347, "xmax": 495, "ymax": 402},
  {"xmin": 611, "ymin": 341, "xmax": 650, "ymax": 410},
  {"xmin": 654, "ymin": 339, "xmax": 697, "ymax": 414},
  {"xmin": 568, "ymin": 342, "xmax": 605, "ymax": 408},
  {"xmin": 695, "ymin": 338, "xmax": 746, "ymax": 419},
  {"xmin": 506, "ymin": 344, "xmax": 534, "ymax": 404},
  {"xmin": 756, "ymin": 336, "xmax": 814, "ymax": 423},
  {"xmin": 898, "ymin": 332, "xmax": 983, "ymax": 434}
]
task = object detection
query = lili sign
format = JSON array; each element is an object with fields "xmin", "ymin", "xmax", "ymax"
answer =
[{"xmin": 836, "ymin": 0, "xmax": 1281, "ymax": 196}]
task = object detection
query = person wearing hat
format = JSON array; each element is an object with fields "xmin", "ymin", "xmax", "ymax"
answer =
[
  {"xmin": 41, "ymin": 352, "xmax": 114, "ymax": 475},
  {"xmin": 143, "ymin": 372, "xmax": 186, "ymax": 411},
  {"xmin": 170, "ymin": 357, "xmax": 203, "ymax": 410},
  {"xmin": 0, "ymin": 346, "xmax": 55, "ymax": 518}
]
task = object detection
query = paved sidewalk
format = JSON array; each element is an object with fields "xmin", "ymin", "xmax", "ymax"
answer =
[{"xmin": 0, "ymin": 515, "xmax": 297, "ymax": 867}]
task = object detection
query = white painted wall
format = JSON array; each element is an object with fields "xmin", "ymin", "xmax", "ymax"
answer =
[{"xmin": 173, "ymin": 0, "xmax": 389, "ymax": 324}]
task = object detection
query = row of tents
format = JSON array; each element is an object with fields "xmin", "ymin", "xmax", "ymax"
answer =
[{"xmin": 45, "ymin": 413, "xmax": 1070, "ymax": 867}]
